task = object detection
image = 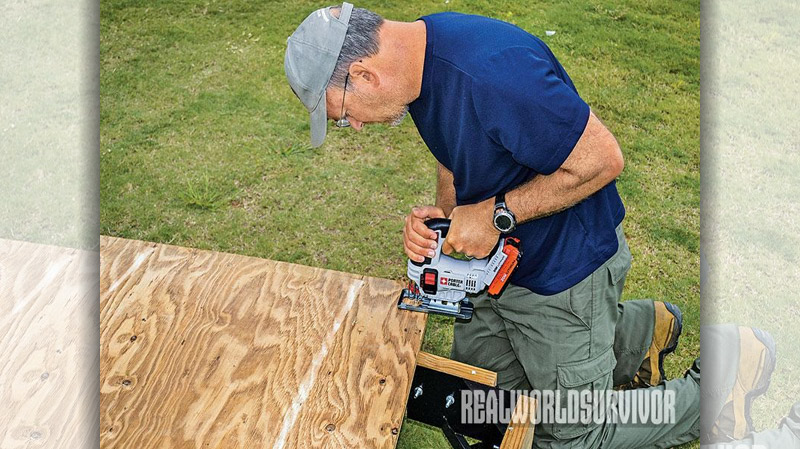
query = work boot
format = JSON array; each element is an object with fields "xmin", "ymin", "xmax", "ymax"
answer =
[
  {"xmin": 628, "ymin": 301, "xmax": 683, "ymax": 388},
  {"xmin": 710, "ymin": 326, "xmax": 777, "ymax": 441}
]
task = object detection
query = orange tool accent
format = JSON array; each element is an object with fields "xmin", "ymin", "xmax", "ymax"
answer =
[{"xmin": 487, "ymin": 237, "xmax": 521, "ymax": 296}]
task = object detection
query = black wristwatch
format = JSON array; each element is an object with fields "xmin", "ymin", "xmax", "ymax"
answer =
[{"xmin": 493, "ymin": 192, "xmax": 517, "ymax": 233}]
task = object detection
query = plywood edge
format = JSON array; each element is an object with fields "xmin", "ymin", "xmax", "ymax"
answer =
[
  {"xmin": 499, "ymin": 394, "xmax": 536, "ymax": 449},
  {"xmin": 0, "ymin": 237, "xmax": 96, "ymax": 254},
  {"xmin": 100, "ymin": 235, "xmax": 404, "ymax": 287},
  {"xmin": 416, "ymin": 351, "xmax": 497, "ymax": 387}
]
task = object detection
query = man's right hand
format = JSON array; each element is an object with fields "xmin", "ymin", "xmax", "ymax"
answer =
[{"xmin": 403, "ymin": 205, "xmax": 446, "ymax": 263}]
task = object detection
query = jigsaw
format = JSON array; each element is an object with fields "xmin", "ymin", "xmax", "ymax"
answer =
[{"xmin": 397, "ymin": 218, "xmax": 522, "ymax": 320}]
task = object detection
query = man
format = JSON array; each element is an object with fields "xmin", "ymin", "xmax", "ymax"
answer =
[{"xmin": 285, "ymin": 4, "xmax": 700, "ymax": 447}]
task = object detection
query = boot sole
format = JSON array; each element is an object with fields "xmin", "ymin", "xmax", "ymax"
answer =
[
  {"xmin": 657, "ymin": 301, "xmax": 683, "ymax": 382},
  {"xmin": 744, "ymin": 327, "xmax": 777, "ymax": 431}
]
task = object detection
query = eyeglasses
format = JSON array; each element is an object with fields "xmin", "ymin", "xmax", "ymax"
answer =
[{"xmin": 335, "ymin": 73, "xmax": 350, "ymax": 128}]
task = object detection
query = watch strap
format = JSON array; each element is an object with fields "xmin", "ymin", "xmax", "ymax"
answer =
[
  {"xmin": 495, "ymin": 191, "xmax": 507, "ymax": 210},
  {"xmin": 493, "ymin": 191, "xmax": 517, "ymax": 233}
]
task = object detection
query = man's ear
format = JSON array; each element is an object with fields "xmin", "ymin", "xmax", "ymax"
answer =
[{"xmin": 349, "ymin": 61, "xmax": 380, "ymax": 90}]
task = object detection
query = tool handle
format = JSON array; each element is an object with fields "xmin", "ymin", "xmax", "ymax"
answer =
[
  {"xmin": 424, "ymin": 218, "xmax": 450, "ymax": 237},
  {"xmin": 410, "ymin": 218, "xmax": 451, "ymax": 267}
]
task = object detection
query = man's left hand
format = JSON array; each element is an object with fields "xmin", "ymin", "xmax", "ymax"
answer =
[{"xmin": 441, "ymin": 197, "xmax": 501, "ymax": 259}]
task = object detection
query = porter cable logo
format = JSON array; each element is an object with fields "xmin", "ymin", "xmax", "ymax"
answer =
[
  {"xmin": 460, "ymin": 389, "xmax": 677, "ymax": 425},
  {"xmin": 439, "ymin": 277, "xmax": 462, "ymax": 288}
]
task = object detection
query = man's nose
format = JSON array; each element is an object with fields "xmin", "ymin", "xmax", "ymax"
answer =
[{"xmin": 349, "ymin": 119, "xmax": 364, "ymax": 131}]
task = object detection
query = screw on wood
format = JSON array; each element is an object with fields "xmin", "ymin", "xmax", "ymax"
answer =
[{"xmin": 325, "ymin": 424, "xmax": 335, "ymax": 432}]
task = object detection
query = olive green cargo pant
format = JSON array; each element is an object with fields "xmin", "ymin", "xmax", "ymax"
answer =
[{"xmin": 451, "ymin": 226, "xmax": 700, "ymax": 448}]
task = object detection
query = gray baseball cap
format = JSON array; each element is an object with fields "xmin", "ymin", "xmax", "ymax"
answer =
[{"xmin": 285, "ymin": 3, "xmax": 354, "ymax": 148}]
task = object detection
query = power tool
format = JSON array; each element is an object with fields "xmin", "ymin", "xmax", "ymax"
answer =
[{"xmin": 397, "ymin": 218, "xmax": 522, "ymax": 320}]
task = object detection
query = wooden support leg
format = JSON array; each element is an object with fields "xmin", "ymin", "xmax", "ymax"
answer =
[
  {"xmin": 499, "ymin": 394, "xmax": 536, "ymax": 449},
  {"xmin": 407, "ymin": 352, "xmax": 537, "ymax": 449}
]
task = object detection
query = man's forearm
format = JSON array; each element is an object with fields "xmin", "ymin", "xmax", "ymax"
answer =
[
  {"xmin": 504, "ymin": 169, "xmax": 603, "ymax": 223},
  {"xmin": 436, "ymin": 163, "xmax": 457, "ymax": 216},
  {"xmin": 504, "ymin": 112, "xmax": 624, "ymax": 224}
]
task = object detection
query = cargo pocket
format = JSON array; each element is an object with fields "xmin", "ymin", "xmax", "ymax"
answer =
[
  {"xmin": 553, "ymin": 347, "xmax": 617, "ymax": 440},
  {"xmin": 606, "ymin": 243, "xmax": 632, "ymax": 286}
]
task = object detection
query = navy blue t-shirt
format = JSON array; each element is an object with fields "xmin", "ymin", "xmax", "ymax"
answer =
[{"xmin": 408, "ymin": 13, "xmax": 625, "ymax": 295}]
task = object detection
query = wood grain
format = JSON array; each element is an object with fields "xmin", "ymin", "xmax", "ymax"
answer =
[
  {"xmin": 0, "ymin": 239, "xmax": 98, "ymax": 448},
  {"xmin": 499, "ymin": 394, "xmax": 536, "ymax": 449},
  {"xmin": 100, "ymin": 236, "xmax": 426, "ymax": 449},
  {"xmin": 416, "ymin": 352, "xmax": 497, "ymax": 387}
]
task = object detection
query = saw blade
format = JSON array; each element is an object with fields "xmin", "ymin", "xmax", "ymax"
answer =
[{"xmin": 397, "ymin": 283, "xmax": 474, "ymax": 320}]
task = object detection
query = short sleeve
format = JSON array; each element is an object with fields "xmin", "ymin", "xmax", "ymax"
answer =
[{"xmin": 471, "ymin": 47, "xmax": 590, "ymax": 175}]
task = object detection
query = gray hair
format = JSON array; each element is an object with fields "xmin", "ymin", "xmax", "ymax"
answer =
[{"xmin": 329, "ymin": 6, "xmax": 384, "ymax": 90}]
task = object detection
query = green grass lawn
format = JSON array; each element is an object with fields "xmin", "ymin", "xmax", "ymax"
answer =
[{"xmin": 100, "ymin": 0, "xmax": 699, "ymax": 447}]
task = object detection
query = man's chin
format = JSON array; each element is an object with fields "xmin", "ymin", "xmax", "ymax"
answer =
[{"xmin": 389, "ymin": 106, "xmax": 410, "ymax": 127}]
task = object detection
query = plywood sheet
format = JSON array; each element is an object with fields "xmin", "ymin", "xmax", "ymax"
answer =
[
  {"xmin": 0, "ymin": 239, "xmax": 98, "ymax": 448},
  {"xmin": 100, "ymin": 236, "xmax": 426, "ymax": 449}
]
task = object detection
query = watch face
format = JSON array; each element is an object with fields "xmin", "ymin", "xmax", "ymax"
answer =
[{"xmin": 495, "ymin": 214, "xmax": 513, "ymax": 231}]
